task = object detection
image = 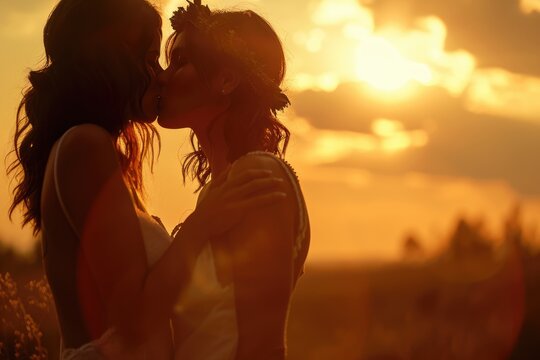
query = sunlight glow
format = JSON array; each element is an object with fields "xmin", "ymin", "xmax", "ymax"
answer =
[
  {"xmin": 356, "ymin": 36, "xmax": 433, "ymax": 91},
  {"xmin": 380, "ymin": 130, "xmax": 429, "ymax": 153},
  {"xmin": 380, "ymin": 17, "xmax": 476, "ymax": 96},
  {"xmin": 372, "ymin": 118, "xmax": 404, "ymax": 137},
  {"xmin": 294, "ymin": 28, "xmax": 327, "ymax": 53},
  {"xmin": 306, "ymin": 0, "xmax": 477, "ymax": 95},
  {"xmin": 520, "ymin": 0, "xmax": 540, "ymax": 14},
  {"xmin": 312, "ymin": 0, "xmax": 373, "ymax": 26},
  {"xmin": 291, "ymin": 117, "xmax": 430, "ymax": 165},
  {"xmin": 466, "ymin": 68, "xmax": 540, "ymax": 122},
  {"xmin": 352, "ymin": 16, "xmax": 475, "ymax": 94},
  {"xmin": 290, "ymin": 73, "xmax": 340, "ymax": 92},
  {"xmin": 310, "ymin": 130, "xmax": 378, "ymax": 163},
  {"xmin": 371, "ymin": 119, "xmax": 429, "ymax": 153}
]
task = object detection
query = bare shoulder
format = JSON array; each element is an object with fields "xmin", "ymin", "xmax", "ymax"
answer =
[
  {"xmin": 61, "ymin": 124, "xmax": 116, "ymax": 154},
  {"xmin": 228, "ymin": 153, "xmax": 297, "ymax": 266},
  {"xmin": 53, "ymin": 124, "xmax": 126, "ymax": 231},
  {"xmin": 229, "ymin": 152, "xmax": 290, "ymax": 182},
  {"xmin": 56, "ymin": 124, "xmax": 120, "ymax": 182},
  {"xmin": 57, "ymin": 124, "xmax": 119, "ymax": 167}
]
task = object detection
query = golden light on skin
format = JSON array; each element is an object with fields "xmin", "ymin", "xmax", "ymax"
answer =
[
  {"xmin": 466, "ymin": 68, "xmax": 540, "ymax": 122},
  {"xmin": 520, "ymin": 0, "xmax": 540, "ymax": 14}
]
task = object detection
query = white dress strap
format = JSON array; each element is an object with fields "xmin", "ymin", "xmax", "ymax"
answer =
[{"xmin": 54, "ymin": 127, "xmax": 81, "ymax": 238}]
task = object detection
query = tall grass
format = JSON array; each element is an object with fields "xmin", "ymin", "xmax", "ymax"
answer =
[{"xmin": 0, "ymin": 273, "xmax": 50, "ymax": 359}]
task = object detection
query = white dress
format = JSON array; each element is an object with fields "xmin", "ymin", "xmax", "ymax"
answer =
[
  {"xmin": 51, "ymin": 127, "xmax": 172, "ymax": 359},
  {"xmin": 173, "ymin": 151, "xmax": 310, "ymax": 360}
]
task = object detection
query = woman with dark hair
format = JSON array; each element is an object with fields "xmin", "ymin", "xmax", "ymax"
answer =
[
  {"xmin": 158, "ymin": 2, "xmax": 311, "ymax": 359},
  {"xmin": 8, "ymin": 0, "xmax": 286, "ymax": 358}
]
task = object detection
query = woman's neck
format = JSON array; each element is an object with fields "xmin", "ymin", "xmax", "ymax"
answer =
[{"xmin": 193, "ymin": 114, "xmax": 230, "ymax": 181}]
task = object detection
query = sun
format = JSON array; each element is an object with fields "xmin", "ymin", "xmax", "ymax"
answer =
[{"xmin": 355, "ymin": 36, "xmax": 433, "ymax": 92}]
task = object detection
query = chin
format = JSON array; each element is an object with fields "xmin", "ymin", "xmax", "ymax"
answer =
[
  {"xmin": 156, "ymin": 112, "xmax": 191, "ymax": 129},
  {"xmin": 157, "ymin": 115, "xmax": 178, "ymax": 129},
  {"xmin": 134, "ymin": 111, "xmax": 158, "ymax": 124},
  {"xmin": 142, "ymin": 117, "xmax": 158, "ymax": 124}
]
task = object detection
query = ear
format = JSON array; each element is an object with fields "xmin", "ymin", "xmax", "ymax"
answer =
[{"xmin": 214, "ymin": 67, "xmax": 240, "ymax": 96}]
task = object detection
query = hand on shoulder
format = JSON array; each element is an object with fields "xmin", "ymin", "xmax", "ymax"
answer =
[{"xmin": 228, "ymin": 153, "xmax": 295, "ymax": 209}]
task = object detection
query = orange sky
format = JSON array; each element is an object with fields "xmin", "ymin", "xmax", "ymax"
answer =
[{"xmin": 1, "ymin": 0, "xmax": 540, "ymax": 262}]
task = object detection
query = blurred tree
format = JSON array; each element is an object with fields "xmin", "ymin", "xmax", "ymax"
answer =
[
  {"xmin": 402, "ymin": 232, "xmax": 424, "ymax": 260},
  {"xmin": 447, "ymin": 218, "xmax": 493, "ymax": 260}
]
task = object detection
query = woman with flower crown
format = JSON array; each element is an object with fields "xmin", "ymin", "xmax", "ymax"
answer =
[{"xmin": 158, "ymin": 1, "xmax": 311, "ymax": 359}]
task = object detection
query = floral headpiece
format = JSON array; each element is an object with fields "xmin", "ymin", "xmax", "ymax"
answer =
[
  {"xmin": 170, "ymin": 0, "xmax": 212, "ymax": 32},
  {"xmin": 170, "ymin": 0, "xmax": 290, "ymax": 114}
]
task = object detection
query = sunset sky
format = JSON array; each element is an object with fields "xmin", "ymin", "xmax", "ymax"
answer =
[{"xmin": 1, "ymin": 0, "xmax": 540, "ymax": 262}]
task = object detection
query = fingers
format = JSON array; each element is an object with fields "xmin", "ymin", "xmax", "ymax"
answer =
[
  {"xmin": 226, "ymin": 177, "xmax": 285, "ymax": 200},
  {"xmin": 226, "ymin": 169, "xmax": 274, "ymax": 188}
]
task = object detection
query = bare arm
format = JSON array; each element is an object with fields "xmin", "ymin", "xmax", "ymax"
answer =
[{"xmin": 227, "ymin": 155, "xmax": 297, "ymax": 360}]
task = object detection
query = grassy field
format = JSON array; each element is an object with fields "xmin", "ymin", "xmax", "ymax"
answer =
[
  {"xmin": 2, "ymin": 212, "xmax": 539, "ymax": 359},
  {"xmin": 288, "ymin": 251, "xmax": 538, "ymax": 360},
  {"xmin": 1, "ymin": 252, "xmax": 539, "ymax": 359}
]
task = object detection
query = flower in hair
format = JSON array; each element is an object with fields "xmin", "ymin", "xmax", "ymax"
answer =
[{"xmin": 170, "ymin": 0, "xmax": 212, "ymax": 32}]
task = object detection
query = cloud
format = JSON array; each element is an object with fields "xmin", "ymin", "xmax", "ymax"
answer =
[
  {"xmin": 290, "ymin": 82, "xmax": 462, "ymax": 132},
  {"xmin": 312, "ymin": 0, "xmax": 374, "ymax": 26},
  {"xmin": 289, "ymin": 81, "xmax": 540, "ymax": 196},
  {"xmin": 366, "ymin": 0, "xmax": 540, "ymax": 77},
  {"xmin": 465, "ymin": 67, "xmax": 540, "ymax": 122},
  {"xmin": 521, "ymin": 0, "xmax": 540, "ymax": 14}
]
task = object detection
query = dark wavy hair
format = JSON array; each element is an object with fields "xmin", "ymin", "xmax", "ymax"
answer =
[
  {"xmin": 7, "ymin": 0, "xmax": 162, "ymax": 234},
  {"xmin": 166, "ymin": 10, "xmax": 291, "ymax": 190}
]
